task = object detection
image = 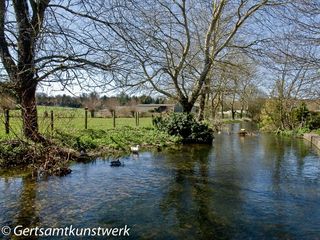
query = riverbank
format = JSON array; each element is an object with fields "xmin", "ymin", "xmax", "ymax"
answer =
[
  {"xmin": 0, "ymin": 126, "xmax": 181, "ymax": 176},
  {"xmin": 303, "ymin": 133, "xmax": 320, "ymax": 149}
]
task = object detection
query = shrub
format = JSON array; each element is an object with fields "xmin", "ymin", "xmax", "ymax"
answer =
[
  {"xmin": 309, "ymin": 112, "xmax": 320, "ymax": 130},
  {"xmin": 153, "ymin": 113, "xmax": 213, "ymax": 144},
  {"xmin": 259, "ymin": 100, "xmax": 320, "ymax": 133},
  {"xmin": 292, "ymin": 102, "xmax": 311, "ymax": 128}
]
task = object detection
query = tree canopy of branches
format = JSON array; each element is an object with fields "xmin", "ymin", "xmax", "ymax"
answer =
[
  {"xmin": 1, "ymin": 0, "xmax": 319, "ymax": 142},
  {"xmin": 0, "ymin": 0, "xmax": 122, "ymax": 141},
  {"xmin": 105, "ymin": 0, "xmax": 277, "ymax": 113}
]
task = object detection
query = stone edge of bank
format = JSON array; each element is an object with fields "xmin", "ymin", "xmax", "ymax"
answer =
[{"xmin": 303, "ymin": 133, "xmax": 320, "ymax": 150}]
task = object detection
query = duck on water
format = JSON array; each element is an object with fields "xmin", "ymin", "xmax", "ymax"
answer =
[
  {"xmin": 130, "ymin": 145, "xmax": 140, "ymax": 154},
  {"xmin": 110, "ymin": 144, "xmax": 140, "ymax": 167},
  {"xmin": 110, "ymin": 159, "xmax": 124, "ymax": 167}
]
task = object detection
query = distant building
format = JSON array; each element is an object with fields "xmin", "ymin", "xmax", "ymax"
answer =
[
  {"xmin": 136, "ymin": 103, "xmax": 200, "ymax": 113},
  {"xmin": 303, "ymin": 99, "xmax": 320, "ymax": 112},
  {"xmin": 98, "ymin": 103, "xmax": 201, "ymax": 117},
  {"xmin": 136, "ymin": 104, "xmax": 176, "ymax": 113}
]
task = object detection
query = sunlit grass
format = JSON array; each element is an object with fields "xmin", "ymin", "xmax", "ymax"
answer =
[{"xmin": 0, "ymin": 106, "xmax": 153, "ymax": 140}]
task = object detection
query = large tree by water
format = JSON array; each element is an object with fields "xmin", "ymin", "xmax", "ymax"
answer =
[
  {"xmin": 0, "ymin": 0, "xmax": 119, "ymax": 141},
  {"xmin": 106, "ymin": 0, "xmax": 276, "ymax": 113}
]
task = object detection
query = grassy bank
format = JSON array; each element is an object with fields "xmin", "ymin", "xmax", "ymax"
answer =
[
  {"xmin": 0, "ymin": 106, "xmax": 153, "ymax": 139},
  {"xmin": 53, "ymin": 126, "xmax": 181, "ymax": 153},
  {"xmin": 275, "ymin": 128, "xmax": 310, "ymax": 137},
  {"xmin": 258, "ymin": 125, "xmax": 318, "ymax": 137},
  {"xmin": 0, "ymin": 126, "xmax": 181, "ymax": 175},
  {"xmin": 0, "ymin": 107, "xmax": 180, "ymax": 175}
]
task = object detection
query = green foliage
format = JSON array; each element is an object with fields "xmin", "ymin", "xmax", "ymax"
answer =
[
  {"xmin": 152, "ymin": 115, "xmax": 163, "ymax": 129},
  {"xmin": 0, "ymin": 141, "xmax": 37, "ymax": 167},
  {"xmin": 292, "ymin": 102, "xmax": 310, "ymax": 127},
  {"xmin": 308, "ymin": 112, "xmax": 320, "ymax": 130},
  {"xmin": 278, "ymin": 127, "xmax": 310, "ymax": 136},
  {"xmin": 259, "ymin": 100, "xmax": 281, "ymax": 131},
  {"xmin": 247, "ymin": 97, "xmax": 265, "ymax": 122},
  {"xmin": 260, "ymin": 100, "xmax": 320, "ymax": 135},
  {"xmin": 293, "ymin": 102, "xmax": 309, "ymax": 119},
  {"xmin": 0, "ymin": 106, "xmax": 179, "ymax": 172},
  {"xmin": 153, "ymin": 113, "xmax": 214, "ymax": 144},
  {"xmin": 54, "ymin": 126, "xmax": 180, "ymax": 152}
]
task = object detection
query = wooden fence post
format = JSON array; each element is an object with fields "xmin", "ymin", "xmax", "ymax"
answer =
[
  {"xmin": 137, "ymin": 112, "xmax": 139, "ymax": 126},
  {"xmin": 85, "ymin": 107, "xmax": 88, "ymax": 129},
  {"xmin": 135, "ymin": 112, "xmax": 138, "ymax": 127},
  {"xmin": 50, "ymin": 110, "xmax": 54, "ymax": 132},
  {"xmin": 112, "ymin": 110, "xmax": 116, "ymax": 128},
  {"xmin": 4, "ymin": 109, "xmax": 9, "ymax": 134}
]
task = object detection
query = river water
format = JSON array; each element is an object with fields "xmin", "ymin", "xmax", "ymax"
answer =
[{"xmin": 1, "ymin": 124, "xmax": 320, "ymax": 239}]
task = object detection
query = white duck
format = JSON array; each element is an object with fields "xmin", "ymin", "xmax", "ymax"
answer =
[{"xmin": 130, "ymin": 145, "xmax": 140, "ymax": 153}]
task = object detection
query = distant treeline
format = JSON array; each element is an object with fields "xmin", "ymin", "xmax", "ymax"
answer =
[{"xmin": 36, "ymin": 92, "xmax": 166, "ymax": 109}]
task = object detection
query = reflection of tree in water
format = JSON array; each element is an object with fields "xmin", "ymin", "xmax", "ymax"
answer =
[
  {"xmin": 262, "ymin": 135, "xmax": 289, "ymax": 185},
  {"xmin": 262, "ymin": 135, "xmax": 310, "ymax": 183},
  {"xmin": 292, "ymin": 139, "xmax": 309, "ymax": 174},
  {"xmin": 160, "ymin": 145, "xmax": 230, "ymax": 240},
  {"xmin": 260, "ymin": 135, "xmax": 313, "ymax": 238},
  {"xmin": 13, "ymin": 175, "xmax": 39, "ymax": 240}
]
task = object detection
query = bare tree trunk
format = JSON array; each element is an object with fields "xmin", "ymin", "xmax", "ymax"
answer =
[
  {"xmin": 90, "ymin": 110, "xmax": 95, "ymax": 118},
  {"xmin": 211, "ymin": 92, "xmax": 220, "ymax": 120},
  {"xmin": 182, "ymin": 104, "xmax": 193, "ymax": 113},
  {"xmin": 231, "ymin": 93, "xmax": 236, "ymax": 120},
  {"xmin": 197, "ymin": 92, "xmax": 206, "ymax": 121},
  {"xmin": 220, "ymin": 93, "xmax": 224, "ymax": 119},
  {"xmin": 180, "ymin": 99, "xmax": 194, "ymax": 113},
  {"xmin": 20, "ymin": 84, "xmax": 43, "ymax": 141},
  {"xmin": 231, "ymin": 106, "xmax": 235, "ymax": 120}
]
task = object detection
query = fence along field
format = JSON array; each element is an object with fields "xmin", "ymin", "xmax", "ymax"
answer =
[{"xmin": 0, "ymin": 106, "xmax": 153, "ymax": 139}]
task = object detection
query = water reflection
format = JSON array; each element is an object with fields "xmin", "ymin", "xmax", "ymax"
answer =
[
  {"xmin": 14, "ymin": 176, "xmax": 39, "ymax": 240},
  {"xmin": 0, "ymin": 175, "xmax": 39, "ymax": 240},
  {"xmin": 1, "ymin": 124, "xmax": 320, "ymax": 239},
  {"xmin": 160, "ymin": 145, "xmax": 230, "ymax": 239}
]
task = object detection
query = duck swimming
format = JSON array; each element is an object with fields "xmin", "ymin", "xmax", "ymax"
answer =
[{"xmin": 110, "ymin": 159, "xmax": 122, "ymax": 167}]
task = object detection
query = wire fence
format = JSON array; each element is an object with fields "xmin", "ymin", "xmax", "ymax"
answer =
[{"xmin": 0, "ymin": 107, "xmax": 155, "ymax": 139}]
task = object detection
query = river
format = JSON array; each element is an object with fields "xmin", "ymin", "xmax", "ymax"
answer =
[{"xmin": 1, "ymin": 123, "xmax": 320, "ymax": 239}]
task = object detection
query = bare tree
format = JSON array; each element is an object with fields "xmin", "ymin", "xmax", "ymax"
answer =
[
  {"xmin": 108, "ymin": 0, "xmax": 275, "ymax": 113},
  {"xmin": 255, "ymin": 0, "xmax": 320, "ymax": 98},
  {"xmin": 104, "ymin": 97, "xmax": 120, "ymax": 113},
  {"xmin": 83, "ymin": 92, "xmax": 101, "ymax": 118},
  {"xmin": 196, "ymin": 52, "xmax": 257, "ymax": 120},
  {"xmin": 253, "ymin": 32, "xmax": 318, "ymax": 130},
  {"xmin": 0, "ymin": 0, "xmax": 120, "ymax": 141}
]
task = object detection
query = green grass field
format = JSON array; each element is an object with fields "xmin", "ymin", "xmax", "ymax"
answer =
[{"xmin": 0, "ymin": 106, "xmax": 153, "ymax": 139}]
